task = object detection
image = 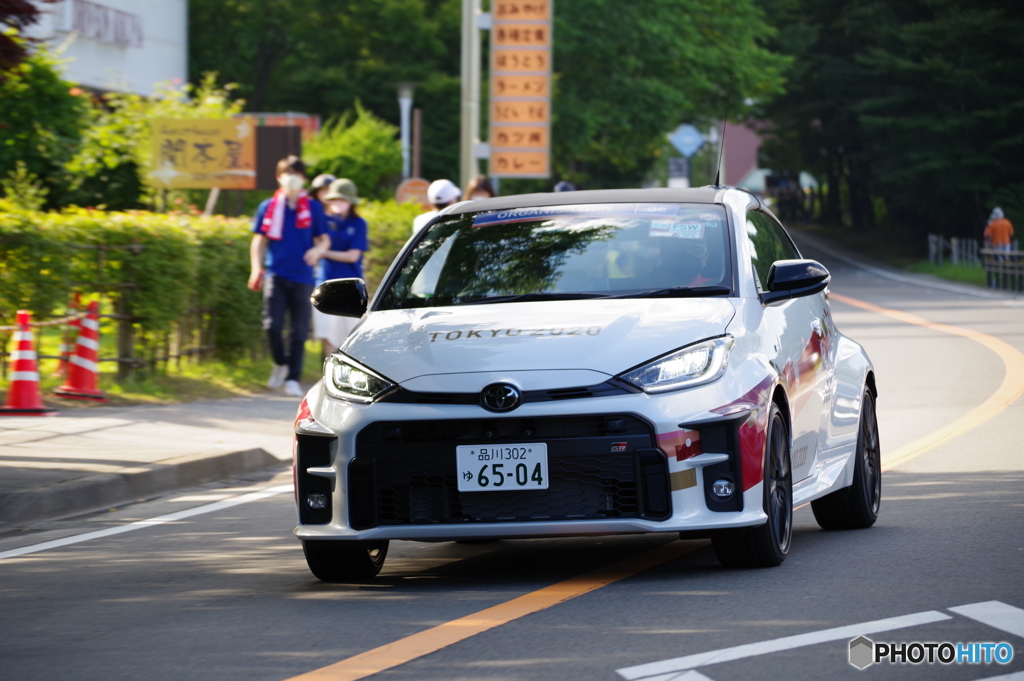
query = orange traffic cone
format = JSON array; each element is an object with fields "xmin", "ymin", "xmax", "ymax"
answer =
[
  {"xmin": 53, "ymin": 292, "xmax": 82, "ymax": 377},
  {"xmin": 53, "ymin": 301, "xmax": 106, "ymax": 403},
  {"xmin": 1, "ymin": 310, "xmax": 58, "ymax": 416}
]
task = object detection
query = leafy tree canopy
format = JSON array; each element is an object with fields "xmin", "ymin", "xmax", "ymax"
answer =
[
  {"xmin": 188, "ymin": 0, "xmax": 786, "ymax": 190},
  {"xmin": 757, "ymin": 0, "xmax": 1024, "ymax": 236}
]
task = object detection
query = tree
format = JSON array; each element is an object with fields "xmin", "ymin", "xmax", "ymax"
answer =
[
  {"xmin": 189, "ymin": 0, "xmax": 786, "ymax": 191},
  {"xmin": 304, "ymin": 102, "xmax": 403, "ymax": 201},
  {"xmin": 548, "ymin": 0, "xmax": 788, "ymax": 189},
  {"xmin": 0, "ymin": 43, "xmax": 89, "ymax": 207},
  {"xmin": 0, "ymin": 0, "xmax": 55, "ymax": 73},
  {"xmin": 757, "ymin": 0, "xmax": 1024, "ymax": 236}
]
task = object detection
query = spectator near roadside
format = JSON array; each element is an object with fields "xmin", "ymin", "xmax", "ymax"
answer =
[
  {"xmin": 309, "ymin": 173, "xmax": 337, "ymax": 204},
  {"xmin": 984, "ymin": 207, "xmax": 1014, "ymax": 252},
  {"xmin": 248, "ymin": 156, "xmax": 329, "ymax": 397},
  {"xmin": 313, "ymin": 178, "xmax": 368, "ymax": 356},
  {"xmin": 465, "ymin": 175, "xmax": 495, "ymax": 201},
  {"xmin": 412, "ymin": 179, "xmax": 461, "ymax": 234}
]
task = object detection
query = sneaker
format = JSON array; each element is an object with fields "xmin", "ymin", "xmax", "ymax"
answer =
[
  {"xmin": 268, "ymin": 364, "xmax": 288, "ymax": 389},
  {"xmin": 284, "ymin": 380, "xmax": 304, "ymax": 397}
]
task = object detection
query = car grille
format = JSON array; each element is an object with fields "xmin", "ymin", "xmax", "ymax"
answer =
[{"xmin": 350, "ymin": 414, "xmax": 669, "ymax": 527}]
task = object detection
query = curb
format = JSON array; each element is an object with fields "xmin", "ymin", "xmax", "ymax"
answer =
[{"xmin": 0, "ymin": 448, "xmax": 288, "ymax": 532}]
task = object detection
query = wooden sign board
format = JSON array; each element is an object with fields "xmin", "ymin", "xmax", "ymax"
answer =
[
  {"xmin": 150, "ymin": 118, "xmax": 257, "ymax": 189},
  {"xmin": 490, "ymin": 0, "xmax": 552, "ymax": 178},
  {"xmin": 395, "ymin": 177, "xmax": 431, "ymax": 209}
]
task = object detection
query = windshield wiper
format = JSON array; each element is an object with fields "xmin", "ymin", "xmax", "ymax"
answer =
[
  {"xmin": 457, "ymin": 292, "xmax": 607, "ymax": 305},
  {"xmin": 599, "ymin": 285, "xmax": 732, "ymax": 300}
]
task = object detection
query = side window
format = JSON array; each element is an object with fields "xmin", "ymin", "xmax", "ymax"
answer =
[{"xmin": 746, "ymin": 210, "xmax": 799, "ymax": 290}]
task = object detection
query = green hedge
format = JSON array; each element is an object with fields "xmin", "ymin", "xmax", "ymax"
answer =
[
  {"xmin": 0, "ymin": 198, "xmax": 422, "ymax": 364},
  {"xmin": 0, "ymin": 201, "xmax": 259, "ymax": 359}
]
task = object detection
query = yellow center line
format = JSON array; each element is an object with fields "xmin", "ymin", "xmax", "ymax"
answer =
[
  {"xmin": 830, "ymin": 292, "xmax": 1024, "ymax": 471},
  {"xmin": 283, "ymin": 540, "xmax": 707, "ymax": 681}
]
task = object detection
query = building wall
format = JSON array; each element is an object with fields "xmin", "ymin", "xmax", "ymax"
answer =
[
  {"xmin": 26, "ymin": 0, "xmax": 187, "ymax": 95},
  {"xmin": 724, "ymin": 124, "xmax": 761, "ymax": 188}
]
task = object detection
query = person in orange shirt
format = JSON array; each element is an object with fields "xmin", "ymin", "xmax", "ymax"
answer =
[{"xmin": 984, "ymin": 207, "xmax": 1014, "ymax": 252}]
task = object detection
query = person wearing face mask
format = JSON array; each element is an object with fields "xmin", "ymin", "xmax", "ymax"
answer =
[
  {"xmin": 248, "ymin": 156, "xmax": 330, "ymax": 397},
  {"xmin": 312, "ymin": 178, "xmax": 369, "ymax": 356}
]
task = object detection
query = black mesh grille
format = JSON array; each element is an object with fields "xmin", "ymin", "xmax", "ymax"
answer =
[{"xmin": 353, "ymin": 414, "xmax": 660, "ymax": 526}]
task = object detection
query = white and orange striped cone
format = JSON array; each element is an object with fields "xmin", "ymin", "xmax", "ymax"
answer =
[
  {"xmin": 1, "ymin": 310, "xmax": 58, "ymax": 416},
  {"xmin": 53, "ymin": 292, "xmax": 82, "ymax": 377},
  {"xmin": 52, "ymin": 300, "xmax": 106, "ymax": 403}
]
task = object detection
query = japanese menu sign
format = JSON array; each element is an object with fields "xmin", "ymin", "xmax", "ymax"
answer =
[
  {"xmin": 150, "ymin": 118, "xmax": 257, "ymax": 190},
  {"xmin": 490, "ymin": 0, "xmax": 551, "ymax": 178}
]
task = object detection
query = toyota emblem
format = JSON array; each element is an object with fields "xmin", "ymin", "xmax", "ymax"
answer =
[{"xmin": 480, "ymin": 383, "xmax": 521, "ymax": 412}]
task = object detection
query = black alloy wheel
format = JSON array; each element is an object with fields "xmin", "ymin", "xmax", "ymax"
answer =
[
  {"xmin": 811, "ymin": 389, "xmax": 881, "ymax": 529},
  {"xmin": 712, "ymin": 402, "xmax": 793, "ymax": 568},
  {"xmin": 302, "ymin": 540, "xmax": 389, "ymax": 581}
]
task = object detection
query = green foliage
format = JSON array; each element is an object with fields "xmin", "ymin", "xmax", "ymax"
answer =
[
  {"xmin": 1, "ymin": 161, "xmax": 49, "ymax": 210},
  {"xmin": 188, "ymin": 0, "xmax": 784, "ymax": 189},
  {"xmin": 758, "ymin": 0, "xmax": 1024, "ymax": 236},
  {"xmin": 0, "ymin": 44, "xmax": 89, "ymax": 207},
  {"xmin": 305, "ymin": 103, "xmax": 402, "ymax": 201},
  {"xmin": 550, "ymin": 0, "xmax": 788, "ymax": 189},
  {"xmin": 906, "ymin": 261, "xmax": 986, "ymax": 288},
  {"xmin": 358, "ymin": 199, "xmax": 423, "ymax": 294},
  {"xmin": 67, "ymin": 73, "xmax": 245, "ymax": 208},
  {"xmin": 0, "ymin": 204, "xmax": 260, "ymax": 359}
]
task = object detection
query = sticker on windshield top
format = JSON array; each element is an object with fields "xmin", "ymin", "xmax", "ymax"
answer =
[{"xmin": 649, "ymin": 220, "xmax": 704, "ymax": 239}]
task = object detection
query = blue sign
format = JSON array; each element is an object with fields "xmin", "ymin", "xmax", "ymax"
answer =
[{"xmin": 669, "ymin": 124, "xmax": 704, "ymax": 158}]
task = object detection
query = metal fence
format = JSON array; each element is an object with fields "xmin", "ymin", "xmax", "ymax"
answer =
[{"xmin": 981, "ymin": 249, "xmax": 1024, "ymax": 292}]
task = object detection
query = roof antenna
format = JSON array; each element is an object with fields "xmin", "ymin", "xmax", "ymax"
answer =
[{"xmin": 713, "ymin": 77, "xmax": 734, "ymax": 187}]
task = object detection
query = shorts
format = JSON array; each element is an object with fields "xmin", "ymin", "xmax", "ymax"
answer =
[{"xmin": 312, "ymin": 307, "xmax": 359, "ymax": 348}]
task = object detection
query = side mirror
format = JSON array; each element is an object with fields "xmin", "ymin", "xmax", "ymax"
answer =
[
  {"xmin": 311, "ymin": 278, "xmax": 368, "ymax": 318},
  {"xmin": 760, "ymin": 259, "xmax": 830, "ymax": 305}
]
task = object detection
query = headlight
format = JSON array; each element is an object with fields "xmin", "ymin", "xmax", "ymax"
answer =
[
  {"xmin": 619, "ymin": 336, "xmax": 734, "ymax": 393},
  {"xmin": 323, "ymin": 353, "xmax": 395, "ymax": 403}
]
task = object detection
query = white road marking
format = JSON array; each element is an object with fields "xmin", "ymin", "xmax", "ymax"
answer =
[
  {"xmin": 638, "ymin": 671, "xmax": 719, "ymax": 681},
  {"xmin": 0, "ymin": 484, "xmax": 292, "ymax": 561},
  {"xmin": 616, "ymin": 610, "xmax": 952, "ymax": 680},
  {"xmin": 950, "ymin": 601, "xmax": 1024, "ymax": 639}
]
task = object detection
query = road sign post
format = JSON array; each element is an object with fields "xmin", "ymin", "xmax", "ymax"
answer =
[{"xmin": 489, "ymin": 0, "xmax": 552, "ymax": 179}]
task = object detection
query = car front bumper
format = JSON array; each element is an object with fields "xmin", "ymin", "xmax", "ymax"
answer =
[{"xmin": 293, "ymin": 370, "xmax": 775, "ymax": 543}]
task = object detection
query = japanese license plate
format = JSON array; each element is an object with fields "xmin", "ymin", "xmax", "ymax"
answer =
[{"xmin": 456, "ymin": 443, "xmax": 549, "ymax": 492}]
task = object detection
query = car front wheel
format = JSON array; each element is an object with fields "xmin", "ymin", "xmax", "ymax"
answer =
[
  {"xmin": 712, "ymin": 402, "xmax": 793, "ymax": 568},
  {"xmin": 811, "ymin": 389, "xmax": 881, "ymax": 529},
  {"xmin": 302, "ymin": 540, "xmax": 389, "ymax": 581}
]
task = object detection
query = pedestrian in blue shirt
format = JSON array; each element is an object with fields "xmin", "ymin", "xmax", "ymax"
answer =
[
  {"xmin": 248, "ymin": 156, "xmax": 329, "ymax": 396},
  {"xmin": 313, "ymin": 178, "xmax": 369, "ymax": 355}
]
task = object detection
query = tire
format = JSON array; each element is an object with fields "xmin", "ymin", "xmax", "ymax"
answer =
[
  {"xmin": 712, "ymin": 403, "xmax": 793, "ymax": 568},
  {"xmin": 302, "ymin": 540, "xmax": 389, "ymax": 581},
  {"xmin": 811, "ymin": 390, "xmax": 881, "ymax": 529}
]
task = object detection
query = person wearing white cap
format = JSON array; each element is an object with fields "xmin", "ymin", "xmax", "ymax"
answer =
[{"xmin": 412, "ymin": 179, "xmax": 462, "ymax": 234}]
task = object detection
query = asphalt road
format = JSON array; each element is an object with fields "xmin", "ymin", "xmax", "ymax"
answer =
[{"xmin": 2, "ymin": 242, "xmax": 1023, "ymax": 681}]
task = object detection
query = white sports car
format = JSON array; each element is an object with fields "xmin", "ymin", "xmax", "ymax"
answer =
[{"xmin": 294, "ymin": 187, "xmax": 880, "ymax": 581}]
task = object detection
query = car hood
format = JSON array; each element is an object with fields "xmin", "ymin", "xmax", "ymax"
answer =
[{"xmin": 341, "ymin": 298, "xmax": 736, "ymax": 388}]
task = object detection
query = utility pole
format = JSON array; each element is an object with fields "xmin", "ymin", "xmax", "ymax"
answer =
[
  {"xmin": 396, "ymin": 84, "xmax": 415, "ymax": 180},
  {"xmin": 460, "ymin": 0, "xmax": 482, "ymax": 192}
]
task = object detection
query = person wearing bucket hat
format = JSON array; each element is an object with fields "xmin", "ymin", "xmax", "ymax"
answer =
[{"xmin": 312, "ymin": 178, "xmax": 369, "ymax": 354}]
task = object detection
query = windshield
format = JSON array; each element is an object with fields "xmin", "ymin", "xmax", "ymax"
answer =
[{"xmin": 377, "ymin": 203, "xmax": 732, "ymax": 310}]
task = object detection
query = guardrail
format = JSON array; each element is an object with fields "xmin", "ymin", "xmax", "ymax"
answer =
[{"xmin": 981, "ymin": 249, "xmax": 1024, "ymax": 292}]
